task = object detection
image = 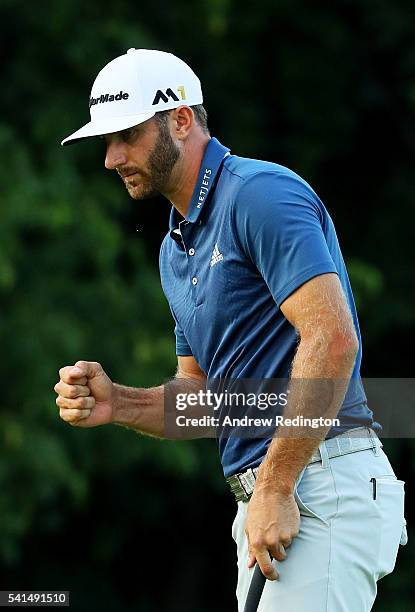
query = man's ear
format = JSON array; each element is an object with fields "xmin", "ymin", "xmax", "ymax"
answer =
[{"xmin": 171, "ymin": 105, "xmax": 194, "ymax": 140}]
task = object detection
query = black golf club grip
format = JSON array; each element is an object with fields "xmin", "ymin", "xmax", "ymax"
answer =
[{"xmin": 243, "ymin": 563, "xmax": 266, "ymax": 612}]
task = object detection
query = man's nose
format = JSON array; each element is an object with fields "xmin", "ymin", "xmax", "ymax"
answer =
[{"xmin": 105, "ymin": 140, "xmax": 127, "ymax": 170}]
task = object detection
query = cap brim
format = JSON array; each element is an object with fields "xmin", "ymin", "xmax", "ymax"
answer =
[{"xmin": 61, "ymin": 111, "xmax": 156, "ymax": 146}]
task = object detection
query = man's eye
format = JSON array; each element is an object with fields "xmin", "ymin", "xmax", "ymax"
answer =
[{"xmin": 122, "ymin": 128, "xmax": 137, "ymax": 142}]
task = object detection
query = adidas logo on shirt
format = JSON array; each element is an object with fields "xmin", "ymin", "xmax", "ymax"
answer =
[{"xmin": 210, "ymin": 243, "xmax": 224, "ymax": 267}]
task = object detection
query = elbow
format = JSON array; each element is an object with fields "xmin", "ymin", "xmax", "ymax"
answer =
[{"xmin": 330, "ymin": 328, "xmax": 359, "ymax": 367}]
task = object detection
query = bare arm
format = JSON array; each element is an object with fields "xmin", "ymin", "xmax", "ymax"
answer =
[
  {"xmin": 245, "ymin": 273, "xmax": 359, "ymax": 579},
  {"xmin": 256, "ymin": 272, "xmax": 359, "ymax": 492},
  {"xmin": 112, "ymin": 356, "xmax": 206, "ymax": 437},
  {"xmin": 54, "ymin": 356, "xmax": 206, "ymax": 439}
]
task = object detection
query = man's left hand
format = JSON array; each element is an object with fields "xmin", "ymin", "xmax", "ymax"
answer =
[{"xmin": 245, "ymin": 487, "xmax": 300, "ymax": 580}]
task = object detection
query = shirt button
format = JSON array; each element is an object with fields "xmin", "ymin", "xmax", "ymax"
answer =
[
  {"xmin": 192, "ymin": 277, "xmax": 198, "ymax": 286},
  {"xmin": 188, "ymin": 248, "xmax": 195, "ymax": 256}
]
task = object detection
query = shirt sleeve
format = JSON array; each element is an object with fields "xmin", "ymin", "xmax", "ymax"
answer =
[
  {"xmin": 169, "ymin": 306, "xmax": 193, "ymax": 356},
  {"xmin": 159, "ymin": 236, "xmax": 193, "ymax": 357},
  {"xmin": 232, "ymin": 170, "xmax": 338, "ymax": 307},
  {"xmin": 174, "ymin": 322, "xmax": 193, "ymax": 356}
]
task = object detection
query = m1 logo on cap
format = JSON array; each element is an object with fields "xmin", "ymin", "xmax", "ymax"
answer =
[
  {"xmin": 152, "ymin": 86, "xmax": 186, "ymax": 105},
  {"xmin": 89, "ymin": 90, "xmax": 129, "ymax": 108}
]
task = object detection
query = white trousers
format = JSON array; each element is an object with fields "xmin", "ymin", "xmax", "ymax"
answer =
[{"xmin": 232, "ymin": 443, "xmax": 407, "ymax": 611}]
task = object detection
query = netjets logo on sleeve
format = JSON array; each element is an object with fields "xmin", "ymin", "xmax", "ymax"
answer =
[
  {"xmin": 89, "ymin": 90, "xmax": 129, "ymax": 108},
  {"xmin": 152, "ymin": 86, "xmax": 187, "ymax": 105}
]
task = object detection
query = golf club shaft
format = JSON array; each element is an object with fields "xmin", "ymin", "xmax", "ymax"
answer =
[{"xmin": 243, "ymin": 563, "xmax": 266, "ymax": 612}]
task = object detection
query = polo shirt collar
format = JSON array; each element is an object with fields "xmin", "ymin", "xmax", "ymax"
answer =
[{"xmin": 169, "ymin": 137, "xmax": 230, "ymax": 230}]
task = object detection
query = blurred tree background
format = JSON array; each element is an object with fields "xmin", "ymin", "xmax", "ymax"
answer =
[{"xmin": 1, "ymin": 0, "xmax": 414, "ymax": 609}]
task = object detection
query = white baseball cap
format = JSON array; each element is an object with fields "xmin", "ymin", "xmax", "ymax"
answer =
[{"xmin": 61, "ymin": 48, "xmax": 203, "ymax": 146}]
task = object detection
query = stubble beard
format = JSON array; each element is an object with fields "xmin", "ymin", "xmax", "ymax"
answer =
[{"xmin": 123, "ymin": 122, "xmax": 180, "ymax": 200}]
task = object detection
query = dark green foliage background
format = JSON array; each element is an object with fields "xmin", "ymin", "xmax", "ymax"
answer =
[{"xmin": 1, "ymin": 1, "xmax": 414, "ymax": 609}]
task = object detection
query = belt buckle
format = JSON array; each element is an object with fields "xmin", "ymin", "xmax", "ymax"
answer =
[
  {"xmin": 228, "ymin": 475, "xmax": 243, "ymax": 501},
  {"xmin": 237, "ymin": 468, "xmax": 256, "ymax": 501}
]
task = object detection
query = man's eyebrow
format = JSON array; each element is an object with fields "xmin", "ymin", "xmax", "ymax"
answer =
[{"xmin": 120, "ymin": 126, "xmax": 138, "ymax": 137}]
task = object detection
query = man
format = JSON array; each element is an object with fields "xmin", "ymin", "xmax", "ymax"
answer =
[{"xmin": 55, "ymin": 48, "xmax": 406, "ymax": 611}]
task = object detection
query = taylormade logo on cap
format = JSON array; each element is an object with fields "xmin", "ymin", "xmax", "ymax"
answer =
[
  {"xmin": 89, "ymin": 90, "xmax": 130, "ymax": 108},
  {"xmin": 61, "ymin": 48, "xmax": 203, "ymax": 146}
]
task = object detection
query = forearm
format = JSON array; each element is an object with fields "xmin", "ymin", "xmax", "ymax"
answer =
[
  {"xmin": 111, "ymin": 376, "xmax": 207, "ymax": 439},
  {"xmin": 256, "ymin": 333, "xmax": 358, "ymax": 494},
  {"xmin": 112, "ymin": 383, "xmax": 166, "ymax": 438}
]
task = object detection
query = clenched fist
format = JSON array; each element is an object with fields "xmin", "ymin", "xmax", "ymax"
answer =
[{"xmin": 54, "ymin": 361, "xmax": 114, "ymax": 427}]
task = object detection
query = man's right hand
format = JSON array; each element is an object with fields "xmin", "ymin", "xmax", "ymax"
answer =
[{"xmin": 54, "ymin": 361, "xmax": 114, "ymax": 427}]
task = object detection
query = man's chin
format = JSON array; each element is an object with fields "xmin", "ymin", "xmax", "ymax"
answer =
[{"xmin": 125, "ymin": 183, "xmax": 159, "ymax": 200}]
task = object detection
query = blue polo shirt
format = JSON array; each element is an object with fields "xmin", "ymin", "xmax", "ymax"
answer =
[{"xmin": 159, "ymin": 137, "xmax": 379, "ymax": 477}]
